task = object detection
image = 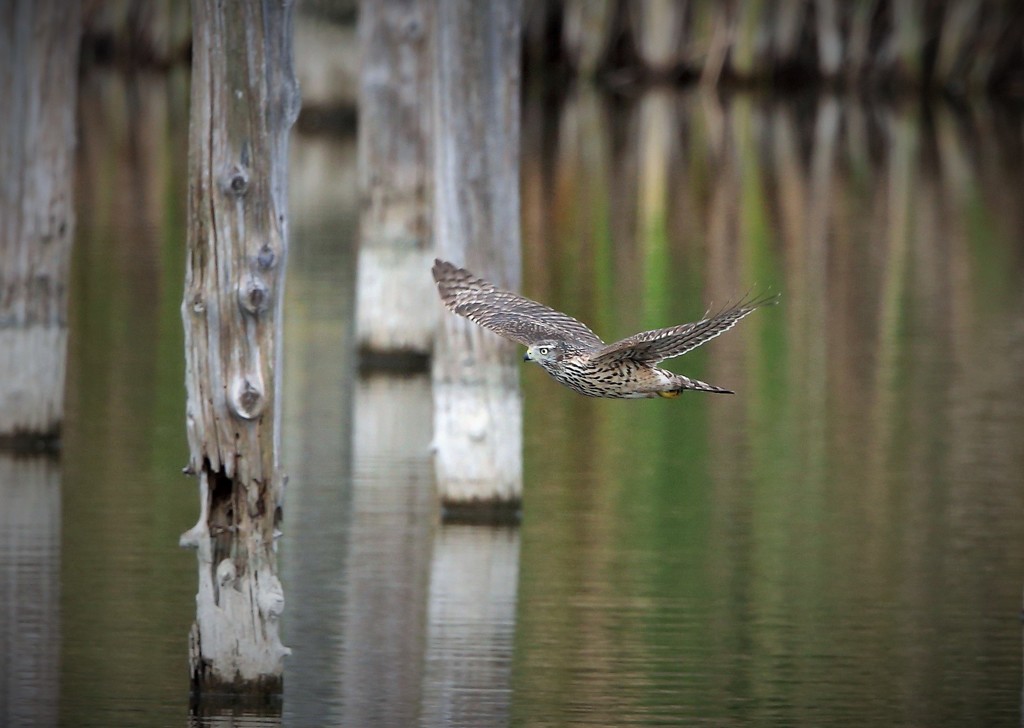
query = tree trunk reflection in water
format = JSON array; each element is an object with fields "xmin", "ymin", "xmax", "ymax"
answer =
[
  {"xmin": 517, "ymin": 87, "xmax": 1024, "ymax": 726},
  {"xmin": 0, "ymin": 455, "xmax": 60, "ymax": 727},
  {"xmin": 421, "ymin": 526, "xmax": 519, "ymax": 726},
  {"xmin": 280, "ymin": 127, "xmax": 357, "ymax": 726},
  {"xmin": 342, "ymin": 373, "xmax": 435, "ymax": 726}
]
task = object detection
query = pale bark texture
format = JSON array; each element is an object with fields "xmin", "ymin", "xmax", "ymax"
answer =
[
  {"xmin": 179, "ymin": 0, "xmax": 299, "ymax": 696},
  {"xmin": 0, "ymin": 0, "xmax": 81, "ymax": 448},
  {"xmin": 355, "ymin": 0, "xmax": 436, "ymax": 361},
  {"xmin": 431, "ymin": 0, "xmax": 523, "ymax": 517}
]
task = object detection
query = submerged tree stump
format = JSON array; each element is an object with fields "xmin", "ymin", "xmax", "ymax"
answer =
[
  {"xmin": 0, "ymin": 0, "xmax": 81, "ymax": 449},
  {"xmin": 355, "ymin": 0, "xmax": 436, "ymax": 365},
  {"xmin": 431, "ymin": 0, "xmax": 523, "ymax": 519},
  {"xmin": 179, "ymin": 0, "xmax": 299, "ymax": 697}
]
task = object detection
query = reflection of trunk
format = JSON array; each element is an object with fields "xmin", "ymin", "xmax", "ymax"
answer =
[
  {"xmin": 344, "ymin": 373, "xmax": 435, "ymax": 724},
  {"xmin": 279, "ymin": 146, "xmax": 356, "ymax": 721},
  {"xmin": 0, "ymin": 455, "xmax": 60, "ymax": 726},
  {"xmin": 355, "ymin": 0, "xmax": 436, "ymax": 363},
  {"xmin": 431, "ymin": 0, "xmax": 523, "ymax": 517},
  {"xmin": 636, "ymin": 90, "xmax": 676, "ymax": 326},
  {"xmin": 179, "ymin": 0, "xmax": 298, "ymax": 697},
  {"xmin": 0, "ymin": 0, "xmax": 81, "ymax": 448},
  {"xmin": 421, "ymin": 525, "xmax": 520, "ymax": 725}
]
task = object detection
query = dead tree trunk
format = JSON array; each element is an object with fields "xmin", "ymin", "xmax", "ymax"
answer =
[
  {"xmin": 178, "ymin": 0, "xmax": 299, "ymax": 697},
  {"xmin": 0, "ymin": 0, "xmax": 81, "ymax": 449},
  {"xmin": 630, "ymin": 0, "xmax": 686, "ymax": 76},
  {"xmin": 561, "ymin": 0, "xmax": 614, "ymax": 78},
  {"xmin": 355, "ymin": 0, "xmax": 435, "ymax": 365},
  {"xmin": 431, "ymin": 0, "xmax": 523, "ymax": 519}
]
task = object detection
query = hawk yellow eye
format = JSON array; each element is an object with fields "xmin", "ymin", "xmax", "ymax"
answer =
[{"xmin": 538, "ymin": 346, "xmax": 550, "ymax": 356}]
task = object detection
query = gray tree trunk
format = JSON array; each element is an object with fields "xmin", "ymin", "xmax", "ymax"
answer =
[
  {"xmin": 562, "ymin": 0, "xmax": 614, "ymax": 77},
  {"xmin": 631, "ymin": 0, "xmax": 685, "ymax": 74},
  {"xmin": 355, "ymin": 0, "xmax": 436, "ymax": 363},
  {"xmin": 0, "ymin": 0, "xmax": 81, "ymax": 449},
  {"xmin": 431, "ymin": 0, "xmax": 523, "ymax": 518},
  {"xmin": 179, "ymin": 0, "xmax": 299, "ymax": 696}
]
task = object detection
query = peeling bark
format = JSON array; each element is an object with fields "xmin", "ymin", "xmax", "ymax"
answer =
[
  {"xmin": 180, "ymin": 0, "xmax": 298, "ymax": 696},
  {"xmin": 431, "ymin": 0, "xmax": 523, "ymax": 517},
  {"xmin": 0, "ymin": 0, "xmax": 81, "ymax": 448}
]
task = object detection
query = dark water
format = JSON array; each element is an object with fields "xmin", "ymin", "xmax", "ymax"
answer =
[{"xmin": 2, "ymin": 68, "xmax": 1023, "ymax": 727}]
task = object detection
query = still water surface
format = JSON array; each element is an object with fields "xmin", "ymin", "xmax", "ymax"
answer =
[{"xmin": 1, "ymin": 69, "xmax": 1023, "ymax": 727}]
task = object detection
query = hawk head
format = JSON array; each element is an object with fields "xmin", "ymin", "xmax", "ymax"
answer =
[{"xmin": 523, "ymin": 340, "xmax": 565, "ymax": 365}]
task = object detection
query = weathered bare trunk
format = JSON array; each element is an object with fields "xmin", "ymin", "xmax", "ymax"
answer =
[
  {"xmin": 630, "ymin": 0, "xmax": 685, "ymax": 75},
  {"xmin": 355, "ymin": 0, "xmax": 436, "ymax": 362},
  {"xmin": 431, "ymin": 0, "xmax": 523, "ymax": 517},
  {"xmin": 294, "ymin": 9, "xmax": 358, "ymax": 113},
  {"xmin": 561, "ymin": 0, "xmax": 614, "ymax": 77},
  {"xmin": 179, "ymin": 0, "xmax": 299, "ymax": 696},
  {"xmin": 0, "ymin": 0, "xmax": 81, "ymax": 448}
]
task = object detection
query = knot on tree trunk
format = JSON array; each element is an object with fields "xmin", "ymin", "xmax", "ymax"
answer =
[
  {"xmin": 238, "ymin": 275, "xmax": 271, "ymax": 315},
  {"xmin": 257, "ymin": 244, "xmax": 276, "ymax": 270},
  {"xmin": 230, "ymin": 377, "xmax": 265, "ymax": 420},
  {"xmin": 220, "ymin": 163, "xmax": 250, "ymax": 197}
]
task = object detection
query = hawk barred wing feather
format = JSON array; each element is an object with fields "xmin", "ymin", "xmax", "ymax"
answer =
[
  {"xmin": 431, "ymin": 259, "xmax": 604, "ymax": 348},
  {"xmin": 432, "ymin": 260, "xmax": 777, "ymax": 399},
  {"xmin": 591, "ymin": 292, "xmax": 780, "ymax": 365}
]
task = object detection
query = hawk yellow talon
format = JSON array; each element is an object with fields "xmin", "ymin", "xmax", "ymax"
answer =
[{"xmin": 657, "ymin": 391, "xmax": 681, "ymax": 399}]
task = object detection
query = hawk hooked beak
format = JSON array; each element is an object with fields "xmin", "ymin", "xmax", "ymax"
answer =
[{"xmin": 523, "ymin": 349, "xmax": 532, "ymax": 362}]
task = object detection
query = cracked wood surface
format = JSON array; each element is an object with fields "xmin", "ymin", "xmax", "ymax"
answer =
[{"xmin": 181, "ymin": 0, "xmax": 298, "ymax": 695}]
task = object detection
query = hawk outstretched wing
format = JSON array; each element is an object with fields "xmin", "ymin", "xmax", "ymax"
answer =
[
  {"xmin": 432, "ymin": 260, "xmax": 604, "ymax": 349},
  {"xmin": 591, "ymin": 293, "xmax": 779, "ymax": 365}
]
